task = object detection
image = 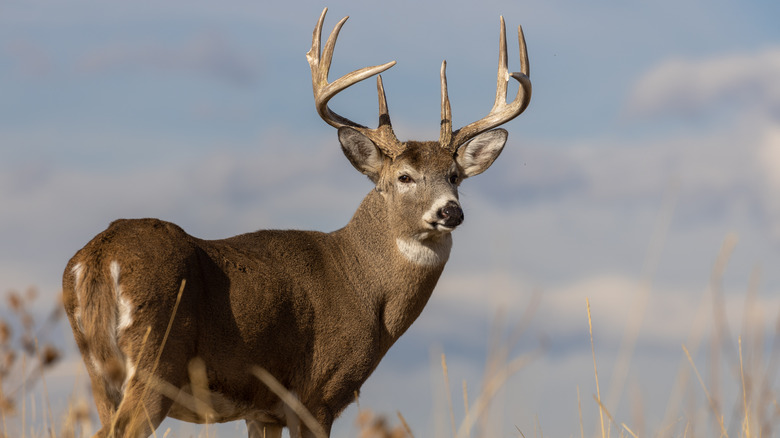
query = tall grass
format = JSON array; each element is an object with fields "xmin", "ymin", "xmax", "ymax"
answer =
[{"xmin": 0, "ymin": 288, "xmax": 68, "ymax": 437}]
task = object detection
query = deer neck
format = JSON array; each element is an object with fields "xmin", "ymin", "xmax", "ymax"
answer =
[{"xmin": 334, "ymin": 189, "xmax": 452, "ymax": 341}]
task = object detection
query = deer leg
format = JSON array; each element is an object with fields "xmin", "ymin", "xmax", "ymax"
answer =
[
  {"xmin": 298, "ymin": 424, "xmax": 332, "ymax": 438},
  {"xmin": 65, "ymin": 301, "xmax": 122, "ymax": 429},
  {"xmin": 92, "ymin": 367, "xmax": 178, "ymax": 438},
  {"xmin": 91, "ymin": 334, "xmax": 188, "ymax": 438},
  {"xmin": 246, "ymin": 420, "xmax": 283, "ymax": 438},
  {"xmin": 82, "ymin": 361, "xmax": 119, "ymax": 429},
  {"xmin": 283, "ymin": 404, "xmax": 332, "ymax": 438}
]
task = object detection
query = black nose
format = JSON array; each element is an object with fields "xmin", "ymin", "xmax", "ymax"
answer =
[{"xmin": 437, "ymin": 201, "xmax": 464, "ymax": 228}]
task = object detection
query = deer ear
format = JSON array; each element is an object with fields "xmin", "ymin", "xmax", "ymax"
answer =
[
  {"xmin": 455, "ymin": 129, "xmax": 507, "ymax": 178},
  {"xmin": 338, "ymin": 127, "xmax": 385, "ymax": 182}
]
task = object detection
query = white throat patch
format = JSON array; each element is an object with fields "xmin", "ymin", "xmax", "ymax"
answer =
[{"xmin": 396, "ymin": 236, "xmax": 452, "ymax": 267}]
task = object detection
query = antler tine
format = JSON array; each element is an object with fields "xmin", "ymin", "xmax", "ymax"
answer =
[
  {"xmin": 518, "ymin": 23, "xmax": 530, "ymax": 78},
  {"xmin": 307, "ymin": 7, "xmax": 327, "ymax": 67},
  {"xmin": 439, "ymin": 60, "xmax": 452, "ymax": 147},
  {"xmin": 377, "ymin": 75, "xmax": 390, "ymax": 126},
  {"xmin": 307, "ymin": 8, "xmax": 405, "ymax": 157},
  {"xmin": 493, "ymin": 16, "xmax": 509, "ymax": 112},
  {"xmin": 446, "ymin": 17, "xmax": 532, "ymax": 151},
  {"xmin": 319, "ymin": 13, "xmax": 347, "ymax": 86}
]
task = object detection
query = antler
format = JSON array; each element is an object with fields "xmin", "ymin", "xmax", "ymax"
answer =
[
  {"xmin": 306, "ymin": 8, "xmax": 406, "ymax": 158},
  {"xmin": 440, "ymin": 16, "xmax": 532, "ymax": 152}
]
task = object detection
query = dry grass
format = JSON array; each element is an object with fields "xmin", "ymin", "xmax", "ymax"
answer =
[{"xmin": 0, "ymin": 287, "xmax": 66, "ymax": 438}]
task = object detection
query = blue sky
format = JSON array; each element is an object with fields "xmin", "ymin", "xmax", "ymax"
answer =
[{"xmin": 3, "ymin": 0, "xmax": 780, "ymax": 436}]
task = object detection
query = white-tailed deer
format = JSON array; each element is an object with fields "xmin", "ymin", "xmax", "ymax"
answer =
[{"xmin": 62, "ymin": 8, "xmax": 531, "ymax": 438}]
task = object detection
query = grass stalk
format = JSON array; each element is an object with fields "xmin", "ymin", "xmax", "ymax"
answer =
[
  {"xmin": 577, "ymin": 385, "xmax": 584, "ymax": 438},
  {"xmin": 587, "ymin": 298, "xmax": 606, "ymax": 438},
  {"xmin": 442, "ymin": 353, "xmax": 457, "ymax": 438},
  {"xmin": 397, "ymin": 411, "xmax": 415, "ymax": 438},
  {"xmin": 682, "ymin": 344, "xmax": 727, "ymax": 437},
  {"xmin": 739, "ymin": 337, "xmax": 751, "ymax": 437},
  {"xmin": 252, "ymin": 366, "xmax": 327, "ymax": 438},
  {"xmin": 462, "ymin": 379, "xmax": 469, "ymax": 425}
]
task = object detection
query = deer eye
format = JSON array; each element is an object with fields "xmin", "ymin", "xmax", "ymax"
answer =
[
  {"xmin": 449, "ymin": 174, "xmax": 459, "ymax": 184},
  {"xmin": 398, "ymin": 174, "xmax": 413, "ymax": 183}
]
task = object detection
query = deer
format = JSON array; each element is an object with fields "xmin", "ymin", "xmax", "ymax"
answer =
[{"xmin": 62, "ymin": 7, "xmax": 531, "ymax": 438}]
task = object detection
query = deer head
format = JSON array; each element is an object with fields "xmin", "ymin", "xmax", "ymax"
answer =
[{"xmin": 307, "ymin": 8, "xmax": 531, "ymax": 249}]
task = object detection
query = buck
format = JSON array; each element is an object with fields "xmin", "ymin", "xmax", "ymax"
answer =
[{"xmin": 63, "ymin": 8, "xmax": 531, "ymax": 438}]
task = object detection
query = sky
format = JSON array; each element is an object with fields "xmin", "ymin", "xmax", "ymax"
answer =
[{"xmin": 2, "ymin": 0, "xmax": 780, "ymax": 436}]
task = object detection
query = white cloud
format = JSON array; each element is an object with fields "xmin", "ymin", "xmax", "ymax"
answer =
[
  {"xmin": 627, "ymin": 47, "xmax": 780, "ymax": 118},
  {"xmin": 434, "ymin": 269, "xmax": 780, "ymax": 348},
  {"xmin": 757, "ymin": 123, "xmax": 780, "ymax": 238}
]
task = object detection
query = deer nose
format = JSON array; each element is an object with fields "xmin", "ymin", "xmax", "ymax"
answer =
[{"xmin": 437, "ymin": 201, "xmax": 464, "ymax": 228}]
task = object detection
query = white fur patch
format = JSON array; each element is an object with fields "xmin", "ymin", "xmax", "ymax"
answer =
[
  {"xmin": 117, "ymin": 296, "xmax": 133, "ymax": 332},
  {"xmin": 396, "ymin": 236, "xmax": 452, "ymax": 266},
  {"xmin": 71, "ymin": 263, "xmax": 85, "ymax": 334},
  {"xmin": 110, "ymin": 260, "xmax": 121, "ymax": 292},
  {"xmin": 396, "ymin": 180, "xmax": 415, "ymax": 194},
  {"xmin": 71, "ymin": 263, "xmax": 84, "ymax": 289},
  {"xmin": 122, "ymin": 359, "xmax": 136, "ymax": 393},
  {"xmin": 110, "ymin": 261, "xmax": 134, "ymax": 332}
]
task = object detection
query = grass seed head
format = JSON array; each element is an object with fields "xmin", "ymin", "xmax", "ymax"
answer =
[
  {"xmin": 41, "ymin": 344, "xmax": 61, "ymax": 367},
  {"xmin": 0, "ymin": 320, "xmax": 9, "ymax": 345},
  {"xmin": 7, "ymin": 292, "xmax": 22, "ymax": 312}
]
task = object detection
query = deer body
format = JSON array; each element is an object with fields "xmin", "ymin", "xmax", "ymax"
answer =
[
  {"xmin": 63, "ymin": 8, "xmax": 531, "ymax": 438},
  {"xmin": 64, "ymin": 183, "xmax": 447, "ymax": 434}
]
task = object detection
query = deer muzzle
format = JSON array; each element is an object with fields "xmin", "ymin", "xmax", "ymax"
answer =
[{"xmin": 437, "ymin": 201, "xmax": 464, "ymax": 229}]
